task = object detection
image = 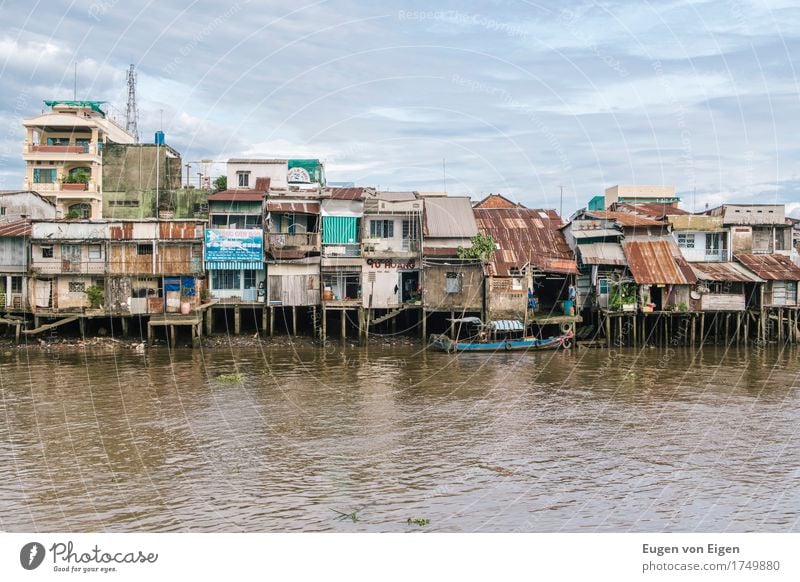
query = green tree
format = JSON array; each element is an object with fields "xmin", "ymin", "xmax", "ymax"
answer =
[
  {"xmin": 457, "ymin": 233, "xmax": 497, "ymax": 261},
  {"xmin": 213, "ymin": 175, "xmax": 227, "ymax": 192}
]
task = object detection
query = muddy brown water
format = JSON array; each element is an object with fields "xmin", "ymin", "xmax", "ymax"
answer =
[{"xmin": 1, "ymin": 340, "xmax": 798, "ymax": 532}]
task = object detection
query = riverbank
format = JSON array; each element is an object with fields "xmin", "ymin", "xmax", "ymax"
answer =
[{"xmin": 0, "ymin": 333, "xmax": 423, "ymax": 352}]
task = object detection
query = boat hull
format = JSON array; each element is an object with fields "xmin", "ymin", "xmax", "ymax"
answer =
[{"xmin": 429, "ymin": 333, "xmax": 572, "ymax": 353}]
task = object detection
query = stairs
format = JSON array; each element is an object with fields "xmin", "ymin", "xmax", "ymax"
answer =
[{"xmin": 369, "ymin": 305, "xmax": 411, "ymax": 326}]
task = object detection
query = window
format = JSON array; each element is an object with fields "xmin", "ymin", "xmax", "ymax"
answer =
[
  {"xmin": 33, "ymin": 168, "xmax": 56, "ymax": 183},
  {"xmin": 677, "ymin": 233, "xmax": 695, "ymax": 249},
  {"xmin": 69, "ymin": 203, "xmax": 91, "ymax": 219},
  {"xmin": 0, "ymin": 207, "xmax": 5, "ymax": 215},
  {"xmin": 512, "ymin": 278, "xmax": 523, "ymax": 291},
  {"xmin": 370, "ymin": 219, "xmax": 394, "ymax": 238},
  {"xmin": 243, "ymin": 270, "xmax": 257, "ymax": 289},
  {"xmin": 137, "ymin": 243, "xmax": 153, "ymax": 256},
  {"xmin": 75, "ymin": 138, "xmax": 90, "ymax": 153},
  {"xmin": 237, "ymin": 172, "xmax": 250, "ymax": 187},
  {"xmin": 46, "ymin": 137, "xmax": 70, "ymax": 146},
  {"xmin": 108, "ymin": 200, "xmax": 140, "ymax": 207},
  {"xmin": 11, "ymin": 276, "xmax": 22, "ymax": 294},
  {"xmin": 212, "ymin": 270, "xmax": 240, "ymax": 290},
  {"xmin": 88, "ymin": 244, "xmax": 102, "ymax": 259},
  {"xmin": 68, "ymin": 281, "xmax": 85, "ymax": 293},
  {"xmin": 445, "ymin": 272, "xmax": 461, "ymax": 293},
  {"xmin": 599, "ymin": 279, "xmax": 610, "ymax": 294}
]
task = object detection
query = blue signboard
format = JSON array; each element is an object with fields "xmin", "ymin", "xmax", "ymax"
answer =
[{"xmin": 205, "ymin": 229, "xmax": 263, "ymax": 263}]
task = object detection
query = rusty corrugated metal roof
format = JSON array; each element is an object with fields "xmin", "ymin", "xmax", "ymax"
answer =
[
  {"xmin": 266, "ymin": 201, "xmax": 320, "ymax": 214},
  {"xmin": 324, "ymin": 187, "xmax": 367, "ymax": 200},
  {"xmin": 424, "ymin": 196, "xmax": 478, "ymax": 238},
  {"xmin": 474, "ymin": 207, "xmax": 577, "ymax": 275},
  {"xmin": 690, "ymin": 261, "xmax": 763, "ymax": 282},
  {"xmin": 622, "ymin": 239, "xmax": 697, "ymax": 284},
  {"xmin": 735, "ymin": 253, "xmax": 800, "ymax": 281},
  {"xmin": 0, "ymin": 219, "xmax": 31, "ymax": 237},
  {"xmin": 612, "ymin": 202, "xmax": 689, "ymax": 219},
  {"xmin": 208, "ymin": 189, "xmax": 266, "ymax": 202},
  {"xmin": 578, "ymin": 242, "xmax": 627, "ymax": 265},
  {"xmin": 586, "ymin": 210, "xmax": 665, "ymax": 227}
]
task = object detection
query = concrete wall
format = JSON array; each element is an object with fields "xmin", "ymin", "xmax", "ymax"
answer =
[
  {"xmin": 423, "ymin": 263, "xmax": 483, "ymax": 312},
  {"xmin": 0, "ymin": 192, "xmax": 57, "ymax": 219},
  {"xmin": 102, "ymin": 144, "xmax": 182, "ymax": 218},
  {"xmin": 227, "ymin": 160, "xmax": 288, "ymax": 190},
  {"xmin": 605, "ymin": 184, "xmax": 675, "ymax": 207},
  {"xmin": 486, "ymin": 276, "xmax": 527, "ymax": 318}
]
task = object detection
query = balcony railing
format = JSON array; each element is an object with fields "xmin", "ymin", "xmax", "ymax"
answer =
[
  {"xmin": 265, "ymin": 232, "xmax": 320, "ymax": 250},
  {"xmin": 703, "ymin": 248, "xmax": 726, "ymax": 261},
  {"xmin": 362, "ymin": 238, "xmax": 419, "ymax": 255},
  {"xmin": 323, "ymin": 243, "xmax": 360, "ymax": 257},
  {"xmin": 26, "ymin": 181, "xmax": 100, "ymax": 193},
  {"xmin": 25, "ymin": 143, "xmax": 97, "ymax": 155}
]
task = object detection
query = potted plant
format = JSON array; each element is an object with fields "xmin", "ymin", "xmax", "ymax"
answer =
[{"xmin": 62, "ymin": 169, "xmax": 90, "ymax": 190}]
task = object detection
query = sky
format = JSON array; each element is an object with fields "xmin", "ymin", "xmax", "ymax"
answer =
[{"xmin": 0, "ymin": 0, "xmax": 799, "ymax": 216}]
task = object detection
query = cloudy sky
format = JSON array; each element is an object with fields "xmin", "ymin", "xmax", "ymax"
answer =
[{"xmin": 1, "ymin": 0, "xmax": 799, "ymax": 215}]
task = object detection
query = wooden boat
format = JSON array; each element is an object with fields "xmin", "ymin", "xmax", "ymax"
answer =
[{"xmin": 428, "ymin": 317, "xmax": 573, "ymax": 353}]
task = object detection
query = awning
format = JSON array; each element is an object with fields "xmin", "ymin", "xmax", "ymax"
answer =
[
  {"xmin": 266, "ymin": 201, "xmax": 320, "ymax": 214},
  {"xmin": 579, "ymin": 242, "xmax": 627, "ymax": 266},
  {"xmin": 205, "ymin": 261, "xmax": 263, "ymax": 270},
  {"xmin": 447, "ymin": 317, "xmax": 483, "ymax": 325},
  {"xmin": 488, "ymin": 320, "xmax": 524, "ymax": 331}
]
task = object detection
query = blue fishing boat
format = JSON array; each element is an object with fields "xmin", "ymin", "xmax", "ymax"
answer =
[{"xmin": 428, "ymin": 317, "xmax": 573, "ymax": 353}]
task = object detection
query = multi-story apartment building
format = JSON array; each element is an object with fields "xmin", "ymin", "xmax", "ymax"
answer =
[{"xmin": 22, "ymin": 100, "xmax": 136, "ymax": 218}]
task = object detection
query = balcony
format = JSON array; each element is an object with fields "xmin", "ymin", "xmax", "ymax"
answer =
[
  {"xmin": 25, "ymin": 181, "xmax": 100, "ymax": 195},
  {"xmin": 23, "ymin": 142, "xmax": 100, "ymax": 161},
  {"xmin": 323, "ymin": 243, "xmax": 360, "ymax": 258},
  {"xmin": 362, "ymin": 238, "xmax": 419, "ymax": 257},
  {"xmin": 703, "ymin": 248, "xmax": 727, "ymax": 262},
  {"xmin": 266, "ymin": 232, "xmax": 320, "ymax": 251}
]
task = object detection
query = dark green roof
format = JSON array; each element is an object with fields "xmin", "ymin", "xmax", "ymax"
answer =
[{"xmin": 44, "ymin": 100, "xmax": 107, "ymax": 116}]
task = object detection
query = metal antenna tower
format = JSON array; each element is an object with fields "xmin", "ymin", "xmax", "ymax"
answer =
[{"xmin": 125, "ymin": 64, "xmax": 139, "ymax": 142}]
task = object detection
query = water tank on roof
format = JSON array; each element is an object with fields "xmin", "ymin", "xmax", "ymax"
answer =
[{"xmin": 154, "ymin": 131, "xmax": 165, "ymax": 145}]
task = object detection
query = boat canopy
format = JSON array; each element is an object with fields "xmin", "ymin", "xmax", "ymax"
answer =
[
  {"xmin": 446, "ymin": 317, "xmax": 483, "ymax": 325},
  {"xmin": 488, "ymin": 320, "xmax": 524, "ymax": 331}
]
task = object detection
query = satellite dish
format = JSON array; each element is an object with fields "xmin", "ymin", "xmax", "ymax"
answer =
[{"xmin": 690, "ymin": 289, "xmax": 701, "ymax": 300}]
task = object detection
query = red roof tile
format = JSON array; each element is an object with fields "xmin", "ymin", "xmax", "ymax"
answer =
[
  {"xmin": 208, "ymin": 189, "xmax": 266, "ymax": 202},
  {"xmin": 0, "ymin": 219, "xmax": 31, "ymax": 237},
  {"xmin": 473, "ymin": 194, "xmax": 525, "ymax": 209}
]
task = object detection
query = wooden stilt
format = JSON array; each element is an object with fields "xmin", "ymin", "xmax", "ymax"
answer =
[
  {"xmin": 450, "ymin": 310, "xmax": 455, "ymax": 338},
  {"xmin": 725, "ymin": 313, "xmax": 730, "ymax": 345},
  {"xmin": 15, "ymin": 322, "xmax": 21, "ymax": 343},
  {"xmin": 148, "ymin": 322, "xmax": 153, "ymax": 345},
  {"xmin": 269, "ymin": 307, "xmax": 274, "ymax": 336},
  {"xmin": 736, "ymin": 312, "xmax": 741, "ymax": 345},
  {"xmin": 633, "ymin": 314, "xmax": 637, "ymax": 346},
  {"xmin": 234, "ymin": 306, "xmax": 241, "ymax": 335},
  {"xmin": 321, "ymin": 306, "xmax": 326, "ymax": 340},
  {"xmin": 79, "ymin": 317, "xmax": 86, "ymax": 338},
  {"xmin": 262, "ymin": 306, "xmax": 268, "ymax": 333},
  {"xmin": 121, "ymin": 317, "xmax": 129, "ymax": 338},
  {"xmin": 206, "ymin": 308, "xmax": 213, "ymax": 335},
  {"xmin": 421, "ymin": 310, "xmax": 427, "ymax": 339},
  {"xmin": 691, "ymin": 314, "xmax": 696, "ymax": 346},
  {"xmin": 292, "ymin": 306, "xmax": 297, "ymax": 336},
  {"xmin": 700, "ymin": 313, "xmax": 705, "ymax": 347},
  {"xmin": 605, "ymin": 314, "xmax": 611, "ymax": 348},
  {"xmin": 341, "ymin": 309, "xmax": 346, "ymax": 339},
  {"xmin": 170, "ymin": 325, "xmax": 176, "ymax": 348}
]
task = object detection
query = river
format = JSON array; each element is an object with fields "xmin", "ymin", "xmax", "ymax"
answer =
[{"xmin": 1, "ymin": 340, "xmax": 798, "ymax": 532}]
